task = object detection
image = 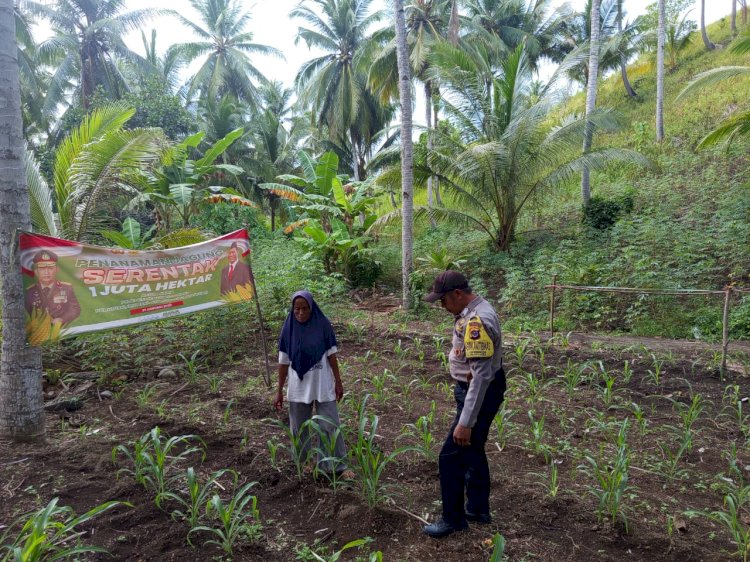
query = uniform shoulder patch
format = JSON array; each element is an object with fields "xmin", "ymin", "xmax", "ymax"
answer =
[{"xmin": 463, "ymin": 315, "xmax": 494, "ymax": 359}]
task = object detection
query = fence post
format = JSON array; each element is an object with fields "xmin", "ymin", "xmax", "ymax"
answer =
[
  {"xmin": 549, "ymin": 274, "xmax": 557, "ymax": 338},
  {"xmin": 721, "ymin": 285, "xmax": 732, "ymax": 375}
]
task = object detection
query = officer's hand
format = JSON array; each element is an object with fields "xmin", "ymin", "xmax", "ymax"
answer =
[
  {"xmin": 453, "ymin": 424, "xmax": 471, "ymax": 447},
  {"xmin": 274, "ymin": 391, "xmax": 284, "ymax": 412}
]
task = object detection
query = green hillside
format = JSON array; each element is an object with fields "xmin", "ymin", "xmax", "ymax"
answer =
[{"xmin": 381, "ymin": 16, "xmax": 750, "ymax": 341}]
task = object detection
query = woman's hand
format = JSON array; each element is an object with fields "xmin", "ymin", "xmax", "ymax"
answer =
[
  {"xmin": 335, "ymin": 378, "xmax": 344, "ymax": 401},
  {"xmin": 274, "ymin": 390, "xmax": 284, "ymax": 412}
]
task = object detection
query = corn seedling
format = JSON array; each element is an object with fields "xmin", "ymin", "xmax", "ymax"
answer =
[
  {"xmin": 513, "ymin": 339, "xmax": 531, "ymax": 371},
  {"xmin": 432, "ymin": 335, "xmax": 446, "ymax": 353},
  {"xmin": 520, "ymin": 371, "xmax": 547, "ymax": 406},
  {"xmin": 535, "ymin": 460, "xmax": 561, "ymax": 498},
  {"xmin": 645, "ymin": 353, "xmax": 664, "ymax": 387},
  {"xmin": 349, "ymin": 396, "xmax": 413, "ymax": 506},
  {"xmin": 135, "ymin": 383, "xmax": 160, "ymax": 407},
  {"xmin": 621, "ymin": 360, "xmax": 633, "ymax": 385},
  {"xmin": 393, "ymin": 339, "xmax": 409, "ymax": 363},
  {"xmin": 435, "ymin": 351, "xmax": 449, "ymax": 370},
  {"xmin": 561, "ymin": 359, "xmax": 589, "ymax": 398},
  {"xmin": 268, "ymin": 418, "xmax": 316, "ymax": 481},
  {"xmin": 670, "ymin": 392, "xmax": 705, "ymax": 454},
  {"xmin": 578, "ymin": 420, "xmax": 631, "ymax": 531},
  {"xmin": 222, "ymin": 399, "xmax": 235, "ymax": 426},
  {"xmin": 525, "ymin": 411, "xmax": 551, "ymax": 462},
  {"xmin": 599, "ymin": 370, "xmax": 619, "ymax": 409},
  {"xmin": 400, "ymin": 401, "xmax": 437, "ymax": 460},
  {"xmin": 203, "ymin": 373, "xmax": 222, "ymax": 394},
  {"xmin": 310, "ymin": 414, "xmax": 348, "ymax": 489},
  {"xmin": 493, "ymin": 406, "xmax": 516, "ymax": 450},
  {"xmin": 0, "ymin": 497, "xmax": 125, "ymax": 562},
  {"xmin": 188, "ymin": 478, "xmax": 261, "ymax": 556},
  {"xmin": 370, "ymin": 369, "xmax": 395, "ymax": 403},
  {"xmin": 655, "ymin": 438, "xmax": 690, "ymax": 484},
  {"xmin": 267, "ymin": 439, "xmax": 281, "ymax": 470},
  {"xmin": 178, "ymin": 350, "xmax": 203, "ymax": 383},
  {"xmin": 112, "ymin": 427, "xmax": 206, "ymax": 509},
  {"xmin": 627, "ymin": 402, "xmax": 649, "ymax": 438},
  {"xmin": 160, "ymin": 467, "xmax": 233, "ymax": 533},
  {"xmin": 413, "ymin": 337, "xmax": 425, "ymax": 362},
  {"xmin": 686, "ymin": 486, "xmax": 750, "ymax": 562}
]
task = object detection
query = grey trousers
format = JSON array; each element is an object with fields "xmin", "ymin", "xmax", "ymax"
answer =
[{"xmin": 289, "ymin": 400, "xmax": 348, "ymax": 473}]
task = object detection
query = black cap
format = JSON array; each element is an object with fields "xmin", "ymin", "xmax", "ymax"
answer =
[{"xmin": 425, "ymin": 270, "xmax": 469, "ymax": 302}]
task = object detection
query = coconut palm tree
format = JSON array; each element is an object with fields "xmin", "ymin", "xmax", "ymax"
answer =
[
  {"xmin": 656, "ymin": 0, "xmax": 665, "ymax": 141},
  {"xmin": 376, "ymin": 43, "xmax": 649, "ymax": 252},
  {"xmin": 0, "ymin": 0, "xmax": 44, "ymax": 441},
  {"xmin": 394, "ymin": 0, "xmax": 414, "ymax": 308},
  {"xmin": 677, "ymin": 29, "xmax": 750, "ymax": 148},
  {"xmin": 581, "ymin": 0, "xmax": 601, "ymax": 205},
  {"xmin": 699, "ymin": 0, "xmax": 715, "ymax": 50},
  {"xmin": 170, "ymin": 0, "xmax": 282, "ymax": 106},
  {"xmin": 464, "ymin": 0, "xmax": 572, "ymax": 71},
  {"xmin": 292, "ymin": 0, "xmax": 387, "ymax": 178},
  {"xmin": 29, "ymin": 0, "xmax": 161, "ymax": 111}
]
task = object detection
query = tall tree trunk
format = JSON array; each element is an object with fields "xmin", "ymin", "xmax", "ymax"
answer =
[
  {"xmin": 0, "ymin": 0, "xmax": 44, "ymax": 441},
  {"xmin": 432, "ymin": 92, "xmax": 442, "ymax": 206},
  {"xmin": 581, "ymin": 0, "xmax": 601, "ymax": 206},
  {"xmin": 448, "ymin": 0, "xmax": 459, "ymax": 45},
  {"xmin": 656, "ymin": 0, "xmax": 666, "ymax": 142},
  {"xmin": 732, "ymin": 0, "xmax": 737, "ymax": 34},
  {"xmin": 743, "ymin": 0, "xmax": 748, "ymax": 25},
  {"xmin": 425, "ymin": 82, "xmax": 436, "ymax": 228},
  {"xmin": 700, "ymin": 0, "xmax": 715, "ymax": 49},
  {"xmin": 618, "ymin": 0, "xmax": 637, "ymax": 97},
  {"xmin": 394, "ymin": 0, "xmax": 414, "ymax": 310}
]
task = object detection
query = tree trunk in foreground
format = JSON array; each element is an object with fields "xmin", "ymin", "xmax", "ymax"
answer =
[
  {"xmin": 0, "ymin": 0, "xmax": 44, "ymax": 441},
  {"xmin": 394, "ymin": 0, "xmax": 414, "ymax": 310},
  {"xmin": 656, "ymin": 0, "xmax": 666, "ymax": 142},
  {"xmin": 581, "ymin": 0, "xmax": 601, "ymax": 206}
]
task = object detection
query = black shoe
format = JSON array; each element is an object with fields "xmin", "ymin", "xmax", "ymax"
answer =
[
  {"xmin": 465, "ymin": 511, "xmax": 492, "ymax": 524},
  {"xmin": 423, "ymin": 518, "xmax": 468, "ymax": 538}
]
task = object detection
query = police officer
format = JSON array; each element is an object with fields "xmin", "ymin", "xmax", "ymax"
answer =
[
  {"xmin": 25, "ymin": 250, "xmax": 81, "ymax": 325},
  {"xmin": 423, "ymin": 270, "xmax": 505, "ymax": 538}
]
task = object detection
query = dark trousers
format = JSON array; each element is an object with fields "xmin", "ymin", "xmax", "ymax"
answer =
[{"xmin": 439, "ymin": 368, "xmax": 506, "ymax": 525}]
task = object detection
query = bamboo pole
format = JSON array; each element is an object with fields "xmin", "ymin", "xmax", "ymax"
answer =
[{"xmin": 721, "ymin": 286, "xmax": 732, "ymax": 376}]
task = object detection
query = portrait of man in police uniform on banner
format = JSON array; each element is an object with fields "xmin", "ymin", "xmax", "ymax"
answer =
[{"xmin": 24, "ymin": 250, "xmax": 81, "ymax": 325}]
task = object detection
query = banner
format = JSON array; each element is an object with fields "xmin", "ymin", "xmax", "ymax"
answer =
[{"xmin": 20, "ymin": 229, "xmax": 254, "ymax": 346}]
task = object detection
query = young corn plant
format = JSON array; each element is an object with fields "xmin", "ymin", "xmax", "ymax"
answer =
[
  {"xmin": 560, "ymin": 359, "xmax": 589, "ymax": 398},
  {"xmin": 267, "ymin": 439, "xmax": 281, "ymax": 471},
  {"xmin": 188, "ymin": 478, "xmax": 261, "ymax": 556},
  {"xmin": 578, "ymin": 420, "xmax": 632, "ymax": 531},
  {"xmin": 621, "ymin": 360, "xmax": 633, "ymax": 385},
  {"xmin": 489, "ymin": 533, "xmax": 507, "ymax": 562},
  {"xmin": 627, "ymin": 401, "xmax": 649, "ymax": 438},
  {"xmin": 0, "ymin": 497, "xmax": 125, "ymax": 562},
  {"xmin": 112, "ymin": 427, "xmax": 206, "ymax": 509},
  {"xmin": 349, "ymin": 396, "xmax": 412, "ymax": 506},
  {"xmin": 160, "ymin": 467, "xmax": 233, "ymax": 533},
  {"xmin": 671, "ymin": 392, "xmax": 705, "ymax": 454},
  {"xmin": 599, "ymin": 369, "xmax": 619, "ymax": 409},
  {"xmin": 268, "ymin": 418, "xmax": 316, "ymax": 482},
  {"xmin": 135, "ymin": 383, "xmax": 160, "ymax": 407},
  {"xmin": 525, "ymin": 411, "xmax": 551, "ymax": 462},
  {"xmin": 203, "ymin": 373, "xmax": 222, "ymax": 394},
  {"xmin": 393, "ymin": 339, "xmax": 409, "ymax": 363},
  {"xmin": 310, "ymin": 414, "xmax": 348, "ymax": 489},
  {"xmin": 400, "ymin": 401, "xmax": 437, "ymax": 460},
  {"xmin": 687, "ymin": 486, "xmax": 750, "ymax": 562},
  {"xmin": 655, "ymin": 437, "xmax": 690, "ymax": 484},
  {"xmin": 644, "ymin": 353, "xmax": 665, "ymax": 387},
  {"xmin": 493, "ymin": 406, "xmax": 516, "ymax": 450},
  {"xmin": 370, "ymin": 369, "xmax": 395, "ymax": 403},
  {"xmin": 513, "ymin": 339, "xmax": 531, "ymax": 371},
  {"xmin": 178, "ymin": 350, "xmax": 203, "ymax": 383},
  {"xmin": 521, "ymin": 371, "xmax": 547, "ymax": 406},
  {"xmin": 534, "ymin": 460, "xmax": 561, "ymax": 498}
]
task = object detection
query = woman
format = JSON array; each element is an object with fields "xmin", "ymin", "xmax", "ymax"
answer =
[{"xmin": 274, "ymin": 291, "xmax": 353, "ymax": 478}]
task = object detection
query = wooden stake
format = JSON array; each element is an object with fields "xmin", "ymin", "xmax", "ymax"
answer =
[
  {"xmin": 549, "ymin": 274, "xmax": 557, "ymax": 337},
  {"xmin": 248, "ymin": 259, "xmax": 272, "ymax": 389},
  {"xmin": 721, "ymin": 285, "xmax": 732, "ymax": 376}
]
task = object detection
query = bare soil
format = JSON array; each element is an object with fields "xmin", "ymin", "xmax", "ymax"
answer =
[{"xmin": 1, "ymin": 320, "xmax": 749, "ymax": 561}]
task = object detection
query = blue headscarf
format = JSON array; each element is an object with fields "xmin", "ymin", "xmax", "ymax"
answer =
[{"xmin": 278, "ymin": 290, "xmax": 337, "ymax": 380}]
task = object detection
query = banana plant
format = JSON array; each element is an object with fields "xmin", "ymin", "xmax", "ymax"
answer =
[{"xmin": 128, "ymin": 127, "xmax": 256, "ymax": 230}]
